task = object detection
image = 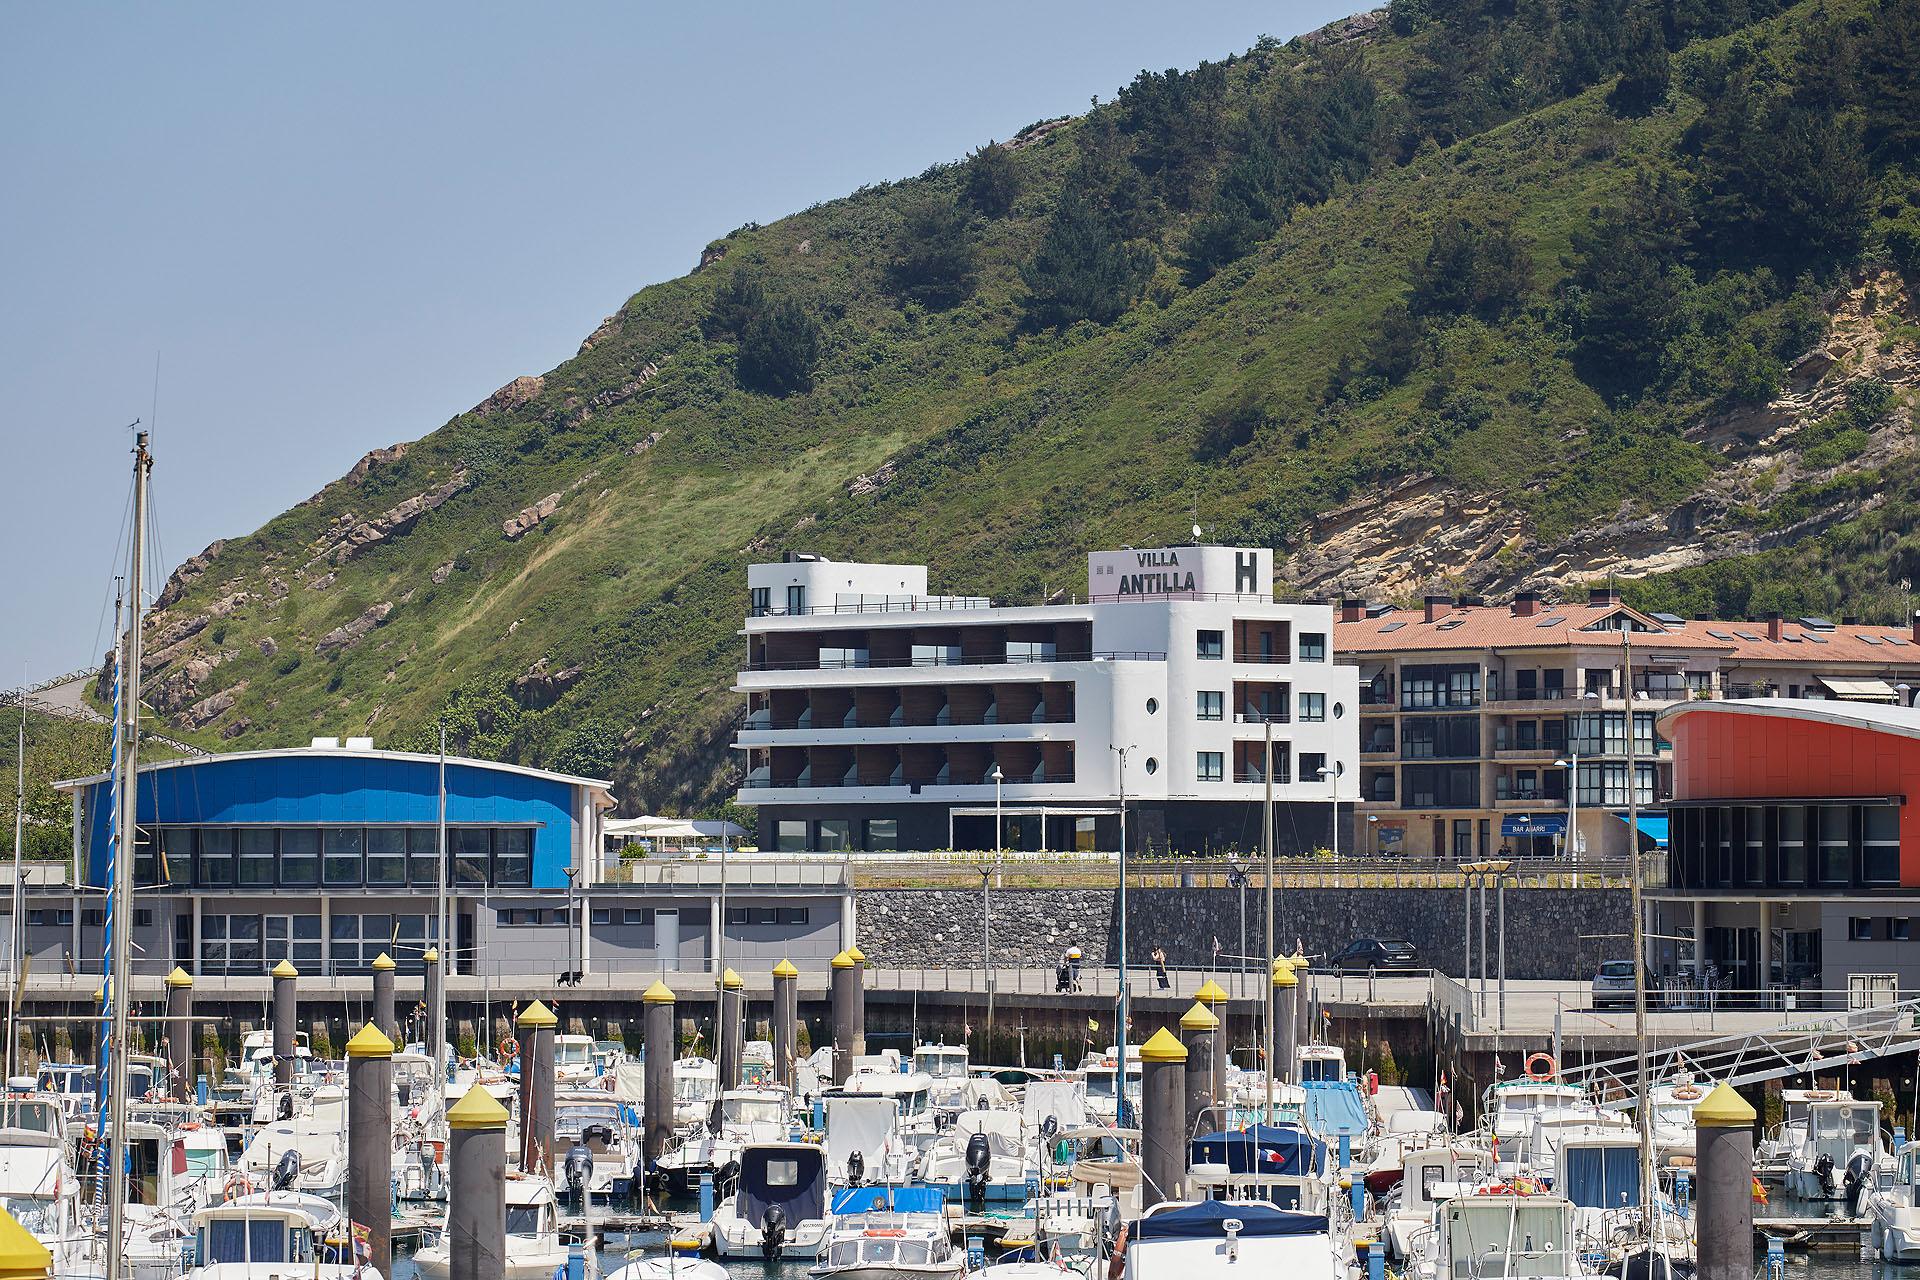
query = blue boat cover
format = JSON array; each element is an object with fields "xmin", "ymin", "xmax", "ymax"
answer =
[
  {"xmin": 829, "ymin": 1184, "xmax": 945, "ymax": 1215},
  {"xmin": 1300, "ymin": 1080, "xmax": 1369, "ymax": 1140},
  {"xmin": 1188, "ymin": 1125, "xmax": 1327, "ymax": 1175},
  {"xmin": 1132, "ymin": 1200, "xmax": 1330, "ymax": 1240}
]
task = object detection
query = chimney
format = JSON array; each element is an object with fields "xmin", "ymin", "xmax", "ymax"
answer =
[
  {"xmin": 1511, "ymin": 591, "xmax": 1540, "ymax": 618},
  {"xmin": 1459, "ymin": 595, "xmax": 1487, "ymax": 608},
  {"xmin": 1911, "ymin": 610, "xmax": 1920, "ymax": 644},
  {"xmin": 1588, "ymin": 586, "xmax": 1622, "ymax": 607},
  {"xmin": 1340, "ymin": 597, "xmax": 1365, "ymax": 623},
  {"xmin": 1424, "ymin": 593, "xmax": 1454, "ymax": 624},
  {"xmin": 1766, "ymin": 610, "xmax": 1784, "ymax": 642},
  {"xmin": 1842, "ymin": 615, "xmax": 1861, "ymax": 626}
]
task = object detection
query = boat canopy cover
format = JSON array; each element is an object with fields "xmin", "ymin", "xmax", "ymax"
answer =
[
  {"xmin": 1188, "ymin": 1125, "xmax": 1326, "ymax": 1175},
  {"xmin": 738, "ymin": 1145, "xmax": 825, "ymax": 1226},
  {"xmin": 1132, "ymin": 1200, "xmax": 1330, "ymax": 1240},
  {"xmin": 1300, "ymin": 1081, "xmax": 1370, "ymax": 1140},
  {"xmin": 1024, "ymin": 1080, "xmax": 1088, "ymax": 1133},
  {"xmin": 828, "ymin": 1185, "xmax": 945, "ymax": 1216}
]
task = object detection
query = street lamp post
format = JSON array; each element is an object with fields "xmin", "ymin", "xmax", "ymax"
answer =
[
  {"xmin": 1112, "ymin": 744, "xmax": 1136, "ymax": 1126},
  {"xmin": 1367, "ymin": 814, "xmax": 1379, "ymax": 857},
  {"xmin": 987, "ymin": 764, "xmax": 1003, "ymax": 1053},
  {"xmin": 1318, "ymin": 766, "xmax": 1339, "ymax": 859},
  {"xmin": 1487, "ymin": 859, "xmax": 1512, "ymax": 1029},
  {"xmin": 1555, "ymin": 752, "xmax": 1580, "ymax": 859},
  {"xmin": 562, "ymin": 866, "xmax": 579, "ymax": 982},
  {"xmin": 1230, "ymin": 862, "xmax": 1247, "ymax": 977}
]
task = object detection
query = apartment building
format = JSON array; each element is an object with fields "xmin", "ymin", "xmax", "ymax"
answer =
[
  {"xmin": 1338, "ymin": 590, "xmax": 1920, "ymax": 860},
  {"xmin": 733, "ymin": 545, "xmax": 1358, "ymax": 855}
]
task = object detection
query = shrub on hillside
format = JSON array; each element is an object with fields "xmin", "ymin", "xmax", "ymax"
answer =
[
  {"xmin": 960, "ymin": 142, "xmax": 1022, "ymax": 218},
  {"xmin": 1409, "ymin": 215, "xmax": 1534, "ymax": 320},
  {"xmin": 886, "ymin": 192, "xmax": 978, "ymax": 309},
  {"xmin": 1020, "ymin": 187, "xmax": 1153, "ymax": 329}
]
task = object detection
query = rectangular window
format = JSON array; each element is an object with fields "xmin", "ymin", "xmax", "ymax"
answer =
[
  {"xmin": 494, "ymin": 828, "xmax": 532, "ymax": 887},
  {"xmin": 1743, "ymin": 807, "xmax": 1766, "ymax": 884},
  {"xmin": 864, "ymin": 819, "xmax": 899, "ymax": 852},
  {"xmin": 591, "ymin": 908, "xmax": 611, "ymax": 926},
  {"xmin": 1196, "ymin": 630, "xmax": 1224, "ymax": 660},
  {"xmin": 1401, "ymin": 716, "xmax": 1480, "ymax": 760},
  {"xmin": 785, "ymin": 584, "xmax": 806, "ymax": 616},
  {"xmin": 323, "ymin": 827, "xmax": 364, "ymax": 886},
  {"xmin": 775, "ymin": 821, "xmax": 808, "ymax": 853},
  {"xmin": 1778, "ymin": 806, "xmax": 1807, "ymax": 885},
  {"xmin": 365, "ymin": 829, "xmax": 406, "ymax": 886},
  {"xmin": 228, "ymin": 914, "xmax": 261, "ymax": 968},
  {"xmin": 161, "ymin": 828, "xmax": 195, "ymax": 888},
  {"xmin": 135, "ymin": 908, "xmax": 153, "ymax": 928},
  {"xmin": 750, "ymin": 586, "xmax": 770, "ymax": 617},
  {"xmin": 1895, "ymin": 919, "xmax": 1914, "ymax": 942},
  {"xmin": 408, "ymin": 828, "xmax": 440, "ymax": 887},
  {"xmin": 292, "ymin": 915, "xmax": 322, "ymax": 966},
  {"xmin": 1452, "ymin": 820, "xmax": 1474, "ymax": 859},
  {"xmin": 1850, "ymin": 917, "xmax": 1874, "ymax": 941},
  {"xmin": 82, "ymin": 909, "xmax": 105, "ymax": 927},
  {"xmin": 622, "ymin": 908, "xmax": 654, "ymax": 926},
  {"xmin": 779, "ymin": 907, "xmax": 811, "ymax": 925},
  {"xmin": 1298, "ymin": 632, "xmax": 1327, "ymax": 663},
  {"xmin": 1300, "ymin": 751, "xmax": 1329, "ymax": 784},
  {"xmin": 816, "ymin": 819, "xmax": 853, "ymax": 852},
  {"xmin": 726, "ymin": 906, "xmax": 751, "ymax": 927},
  {"xmin": 279, "ymin": 829, "xmax": 319, "ymax": 886},
  {"xmin": 1196, "ymin": 691, "xmax": 1224, "ymax": 721},
  {"xmin": 229, "ymin": 827, "xmax": 273, "ymax": 887},
  {"xmin": 1196, "ymin": 751, "xmax": 1225, "ymax": 782},
  {"xmin": 1298, "ymin": 692, "xmax": 1326, "ymax": 723},
  {"xmin": 1864, "ymin": 806, "xmax": 1900, "ymax": 885},
  {"xmin": 1817, "ymin": 805, "xmax": 1851, "ymax": 885},
  {"xmin": 453, "ymin": 828, "xmax": 490, "ymax": 886}
]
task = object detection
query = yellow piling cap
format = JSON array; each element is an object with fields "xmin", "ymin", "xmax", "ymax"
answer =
[
  {"xmin": 1692, "ymin": 1081, "xmax": 1757, "ymax": 1127},
  {"xmin": 271, "ymin": 959, "xmax": 299, "ymax": 979},
  {"xmin": 1180, "ymin": 1002, "xmax": 1219, "ymax": 1032},
  {"xmin": 447, "ymin": 1084, "xmax": 510, "ymax": 1131},
  {"xmin": 1140, "ymin": 1027, "xmax": 1188, "ymax": 1063},
  {"xmin": 371, "ymin": 952, "xmax": 396, "ymax": 972},
  {"xmin": 516, "ymin": 1000, "xmax": 558, "ymax": 1028},
  {"xmin": 1272, "ymin": 963, "xmax": 1298, "ymax": 988},
  {"xmin": 721, "ymin": 968, "xmax": 744, "ymax": 990},
  {"xmin": 1289, "ymin": 948, "xmax": 1308, "ymax": 966},
  {"xmin": 642, "ymin": 980, "xmax": 676, "ymax": 1005},
  {"xmin": 345, "ymin": 1023, "xmax": 395, "ymax": 1059},
  {"xmin": 772, "ymin": 958, "xmax": 799, "ymax": 979},
  {"xmin": 165, "ymin": 967, "xmax": 193, "ymax": 989},
  {"xmin": 847, "ymin": 944, "xmax": 866, "ymax": 963},
  {"xmin": 1194, "ymin": 978, "xmax": 1229, "ymax": 1006},
  {"xmin": 0, "ymin": 1201, "xmax": 54, "ymax": 1278},
  {"xmin": 831, "ymin": 950, "xmax": 854, "ymax": 969},
  {"xmin": 424, "ymin": 948, "xmax": 440, "ymax": 964},
  {"xmin": 92, "ymin": 984, "xmax": 104, "ymax": 1003}
]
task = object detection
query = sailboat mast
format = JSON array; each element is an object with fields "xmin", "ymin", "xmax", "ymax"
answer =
[
  {"xmin": 5, "ymin": 698, "xmax": 24, "ymax": 1085},
  {"xmin": 1623, "ymin": 628, "xmax": 1655, "ymax": 1229},
  {"xmin": 434, "ymin": 724, "xmax": 448, "ymax": 1078},
  {"xmin": 107, "ymin": 429, "xmax": 152, "ymax": 1278}
]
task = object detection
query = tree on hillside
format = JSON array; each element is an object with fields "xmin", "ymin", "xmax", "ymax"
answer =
[
  {"xmin": 1408, "ymin": 215, "xmax": 1534, "ymax": 320},
  {"xmin": 960, "ymin": 141, "xmax": 1022, "ymax": 218},
  {"xmin": 703, "ymin": 269, "xmax": 765, "ymax": 341},
  {"xmin": 1608, "ymin": 16, "xmax": 1671, "ymax": 116},
  {"xmin": 1116, "ymin": 61, "xmax": 1230, "ymax": 211},
  {"xmin": 1861, "ymin": 0, "xmax": 1920, "ymax": 163},
  {"xmin": 886, "ymin": 192, "xmax": 978, "ymax": 309},
  {"xmin": 1021, "ymin": 187, "xmax": 1154, "ymax": 329},
  {"xmin": 737, "ymin": 297, "xmax": 821, "ymax": 396},
  {"xmin": 1179, "ymin": 135, "xmax": 1296, "ymax": 284},
  {"xmin": 1564, "ymin": 171, "xmax": 1695, "ymax": 391}
]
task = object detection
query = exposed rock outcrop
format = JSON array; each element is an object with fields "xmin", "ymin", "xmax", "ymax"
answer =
[
  {"xmin": 472, "ymin": 375, "xmax": 545, "ymax": 418},
  {"xmin": 848, "ymin": 462, "xmax": 896, "ymax": 496},
  {"xmin": 313, "ymin": 471, "xmax": 470, "ymax": 566},
  {"xmin": 182, "ymin": 681, "xmax": 247, "ymax": 729},
  {"xmin": 510, "ymin": 659, "xmax": 585, "ymax": 710},
  {"xmin": 315, "ymin": 602, "xmax": 393, "ymax": 654},
  {"xmin": 503, "ymin": 493, "xmax": 562, "ymax": 540},
  {"xmin": 154, "ymin": 539, "xmax": 226, "ymax": 611},
  {"xmin": 344, "ymin": 443, "xmax": 407, "ymax": 484},
  {"xmin": 581, "ymin": 362, "xmax": 663, "ymax": 419},
  {"xmin": 431, "ymin": 561, "xmax": 455, "ymax": 584},
  {"xmin": 629, "ymin": 431, "xmax": 666, "ymax": 457},
  {"xmin": 578, "ymin": 314, "xmax": 620, "ymax": 356}
]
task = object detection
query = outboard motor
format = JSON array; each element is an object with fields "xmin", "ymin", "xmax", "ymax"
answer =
[
  {"xmin": 1845, "ymin": 1151, "xmax": 1875, "ymax": 1216},
  {"xmin": 271, "ymin": 1147, "xmax": 301, "ymax": 1192},
  {"xmin": 760, "ymin": 1205, "xmax": 788, "ymax": 1264},
  {"xmin": 716, "ymin": 1159, "xmax": 741, "ymax": 1201},
  {"xmin": 1814, "ymin": 1151, "xmax": 1836, "ymax": 1196},
  {"xmin": 277, "ymin": 1092, "xmax": 294, "ymax": 1121},
  {"xmin": 564, "ymin": 1141, "xmax": 593, "ymax": 1213},
  {"xmin": 845, "ymin": 1149, "xmax": 865, "ymax": 1187},
  {"xmin": 965, "ymin": 1132, "xmax": 992, "ymax": 1204},
  {"xmin": 581, "ymin": 1122, "xmax": 614, "ymax": 1153}
]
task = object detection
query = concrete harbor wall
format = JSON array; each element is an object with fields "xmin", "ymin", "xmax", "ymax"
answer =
[{"xmin": 859, "ymin": 884, "xmax": 1630, "ymax": 979}]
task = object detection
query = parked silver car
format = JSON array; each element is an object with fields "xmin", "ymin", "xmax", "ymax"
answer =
[{"xmin": 1591, "ymin": 960, "xmax": 1638, "ymax": 1009}]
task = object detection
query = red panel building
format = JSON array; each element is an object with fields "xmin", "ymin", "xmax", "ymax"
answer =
[{"xmin": 1654, "ymin": 699, "xmax": 1918, "ymax": 1000}]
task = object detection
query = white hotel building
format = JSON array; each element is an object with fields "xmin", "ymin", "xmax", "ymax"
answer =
[{"xmin": 732, "ymin": 545, "xmax": 1359, "ymax": 854}]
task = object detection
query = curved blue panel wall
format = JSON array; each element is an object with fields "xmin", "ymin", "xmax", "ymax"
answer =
[{"xmin": 80, "ymin": 754, "xmax": 579, "ymax": 889}]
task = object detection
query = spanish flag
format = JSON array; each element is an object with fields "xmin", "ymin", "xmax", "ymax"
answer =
[{"xmin": 1752, "ymin": 1176, "xmax": 1769, "ymax": 1205}]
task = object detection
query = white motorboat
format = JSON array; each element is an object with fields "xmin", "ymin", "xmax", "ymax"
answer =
[
  {"xmin": 672, "ymin": 1058, "xmax": 718, "ymax": 1127},
  {"xmin": 1076, "ymin": 1047, "xmax": 1141, "ymax": 1128},
  {"xmin": 1120, "ymin": 1199, "xmax": 1343, "ymax": 1279},
  {"xmin": 233, "ymin": 1086, "xmax": 347, "ymax": 1199},
  {"xmin": 1872, "ymin": 1139, "xmax": 1920, "ymax": 1261},
  {"xmin": 840, "ymin": 1070, "xmax": 938, "ymax": 1154},
  {"xmin": 0, "ymin": 1100, "xmax": 83, "ymax": 1272},
  {"xmin": 824, "ymin": 1095, "xmax": 916, "ymax": 1188},
  {"xmin": 1644, "ymin": 1074, "xmax": 1710, "ymax": 1163},
  {"xmin": 605, "ymin": 1252, "xmax": 730, "ymax": 1280},
  {"xmin": 658, "ymin": 1087, "xmax": 789, "ymax": 1195},
  {"xmin": 186, "ymin": 1190, "xmax": 375, "ymax": 1280},
  {"xmin": 1480, "ymin": 1080, "xmax": 1593, "ymax": 1175},
  {"xmin": 919, "ymin": 1110, "xmax": 1035, "ymax": 1206},
  {"xmin": 812, "ymin": 1191, "xmax": 962, "ymax": 1280},
  {"xmin": 1780, "ymin": 1091, "xmax": 1886, "ymax": 1201},
  {"xmin": 1409, "ymin": 1188, "xmax": 1585, "ymax": 1280},
  {"xmin": 1383, "ymin": 1143, "xmax": 1489, "ymax": 1261},
  {"xmin": 1184, "ymin": 1124, "xmax": 1336, "ymax": 1215},
  {"xmin": 712, "ymin": 1142, "xmax": 830, "ymax": 1261},
  {"xmin": 1552, "ymin": 1124, "xmax": 1654, "ymax": 1253},
  {"xmin": 1296, "ymin": 1044, "xmax": 1347, "ymax": 1085},
  {"xmin": 910, "ymin": 1044, "xmax": 971, "ymax": 1108},
  {"xmin": 554, "ymin": 1090, "xmax": 642, "ymax": 1202},
  {"xmin": 555, "ymin": 1034, "xmax": 600, "ymax": 1087},
  {"xmin": 412, "ymin": 1175, "xmax": 568, "ymax": 1280}
]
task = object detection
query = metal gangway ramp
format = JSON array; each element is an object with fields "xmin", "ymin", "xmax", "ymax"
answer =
[{"xmin": 1560, "ymin": 994, "xmax": 1920, "ymax": 1104}]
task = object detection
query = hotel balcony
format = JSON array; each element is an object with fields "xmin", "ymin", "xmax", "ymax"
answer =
[{"xmin": 738, "ymin": 740, "xmax": 1076, "ymax": 803}]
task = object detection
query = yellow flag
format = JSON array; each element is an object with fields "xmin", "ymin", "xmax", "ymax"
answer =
[{"xmin": 1087, "ymin": 1017, "xmax": 1100, "ymax": 1032}]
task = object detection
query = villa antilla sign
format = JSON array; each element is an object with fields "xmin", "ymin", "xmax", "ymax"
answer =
[{"xmin": 1085, "ymin": 546, "xmax": 1266, "ymax": 598}]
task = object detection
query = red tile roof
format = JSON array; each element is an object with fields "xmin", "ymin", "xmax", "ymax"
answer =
[
  {"xmin": 1663, "ymin": 619, "xmax": 1920, "ymax": 666},
  {"xmin": 1335, "ymin": 604, "xmax": 1731, "ymax": 654}
]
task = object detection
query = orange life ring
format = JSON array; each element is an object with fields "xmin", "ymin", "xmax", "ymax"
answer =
[
  {"xmin": 500, "ymin": 1036, "xmax": 520, "ymax": 1061},
  {"xmin": 1524, "ymin": 1053, "xmax": 1557, "ymax": 1081},
  {"xmin": 1672, "ymin": 1085, "xmax": 1703, "ymax": 1101},
  {"xmin": 863, "ymin": 1229, "xmax": 906, "ymax": 1237}
]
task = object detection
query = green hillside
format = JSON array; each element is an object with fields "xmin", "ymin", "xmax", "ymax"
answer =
[{"xmin": 135, "ymin": 0, "xmax": 1920, "ymax": 813}]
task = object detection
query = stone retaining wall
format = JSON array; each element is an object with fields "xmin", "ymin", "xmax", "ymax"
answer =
[{"xmin": 857, "ymin": 884, "xmax": 1628, "ymax": 979}]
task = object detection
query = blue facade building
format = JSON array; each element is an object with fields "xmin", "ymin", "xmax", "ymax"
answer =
[{"xmin": 57, "ymin": 742, "xmax": 612, "ymax": 978}]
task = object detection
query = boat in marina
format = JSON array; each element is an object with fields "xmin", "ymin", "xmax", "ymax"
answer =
[
  {"xmin": 1406, "ymin": 1187, "xmax": 1587, "ymax": 1280},
  {"xmin": 1075, "ymin": 1048, "xmax": 1141, "ymax": 1128},
  {"xmin": 1185, "ymin": 1124, "xmax": 1335, "ymax": 1214},
  {"xmin": 1774, "ymin": 1090, "xmax": 1887, "ymax": 1201},
  {"xmin": 411, "ymin": 1175, "xmax": 567, "ymax": 1280},
  {"xmin": 232, "ymin": 1087, "xmax": 348, "ymax": 1200},
  {"xmin": 811, "ymin": 1185, "xmax": 962, "ymax": 1280},
  {"xmin": 184, "ymin": 1190, "xmax": 375, "ymax": 1280},
  {"xmin": 672, "ymin": 1058, "xmax": 718, "ymax": 1127},
  {"xmin": 710, "ymin": 1141, "xmax": 830, "ymax": 1261},
  {"xmin": 1870, "ymin": 1138, "xmax": 1920, "ymax": 1260},
  {"xmin": 1382, "ymin": 1142, "xmax": 1491, "ymax": 1261},
  {"xmin": 1120, "ymin": 1199, "xmax": 1343, "ymax": 1279},
  {"xmin": 918, "ymin": 1110, "xmax": 1035, "ymax": 1206},
  {"xmin": 657, "ymin": 1086, "xmax": 789, "ymax": 1196},
  {"xmin": 910, "ymin": 1044, "xmax": 971, "ymax": 1108},
  {"xmin": 0, "ymin": 1097, "xmax": 83, "ymax": 1272}
]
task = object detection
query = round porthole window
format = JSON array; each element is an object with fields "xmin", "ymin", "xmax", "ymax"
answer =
[
  {"xmin": 1333, "ymin": 702, "xmax": 1345, "ymax": 719},
  {"xmin": 1146, "ymin": 698, "xmax": 1159, "ymax": 715},
  {"xmin": 1145, "ymin": 758, "xmax": 1159, "ymax": 775}
]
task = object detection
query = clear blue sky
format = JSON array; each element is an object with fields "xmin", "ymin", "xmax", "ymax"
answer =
[{"xmin": 0, "ymin": 2, "xmax": 1356, "ymax": 686}]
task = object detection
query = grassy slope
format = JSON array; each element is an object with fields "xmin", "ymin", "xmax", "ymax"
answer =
[{"xmin": 143, "ymin": 0, "xmax": 1901, "ymax": 810}]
